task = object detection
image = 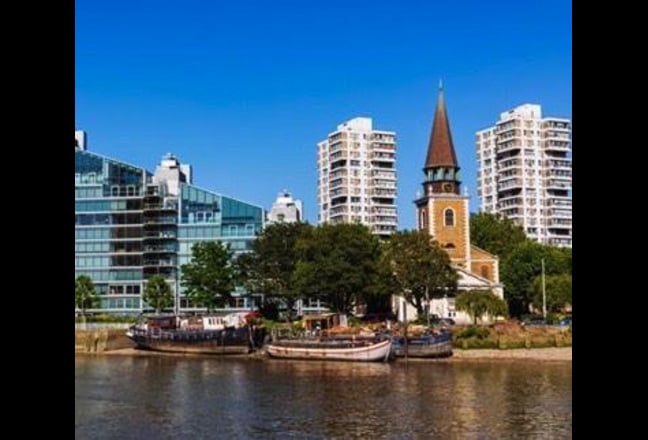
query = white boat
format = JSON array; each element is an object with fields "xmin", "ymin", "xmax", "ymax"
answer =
[{"xmin": 265, "ymin": 338, "xmax": 392, "ymax": 363}]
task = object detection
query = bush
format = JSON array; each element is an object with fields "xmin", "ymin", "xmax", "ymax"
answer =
[
  {"xmin": 455, "ymin": 325, "xmax": 490, "ymax": 340},
  {"xmin": 456, "ymin": 337, "xmax": 498, "ymax": 349},
  {"xmin": 497, "ymin": 337, "xmax": 526, "ymax": 349},
  {"xmin": 348, "ymin": 315, "xmax": 362, "ymax": 327},
  {"xmin": 529, "ymin": 336, "xmax": 555, "ymax": 348},
  {"xmin": 546, "ymin": 312, "xmax": 561, "ymax": 325}
]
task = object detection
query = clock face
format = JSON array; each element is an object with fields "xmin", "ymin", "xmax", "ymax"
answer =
[{"xmin": 443, "ymin": 183, "xmax": 454, "ymax": 193}]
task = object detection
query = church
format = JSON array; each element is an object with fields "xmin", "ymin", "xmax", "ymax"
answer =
[{"xmin": 394, "ymin": 84, "xmax": 503, "ymax": 324}]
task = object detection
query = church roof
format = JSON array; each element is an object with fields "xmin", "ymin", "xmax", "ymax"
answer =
[{"xmin": 425, "ymin": 82, "xmax": 459, "ymax": 169}]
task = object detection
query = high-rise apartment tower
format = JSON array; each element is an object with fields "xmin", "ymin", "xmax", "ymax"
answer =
[
  {"xmin": 317, "ymin": 117, "xmax": 397, "ymax": 238},
  {"xmin": 476, "ymin": 104, "xmax": 572, "ymax": 247}
]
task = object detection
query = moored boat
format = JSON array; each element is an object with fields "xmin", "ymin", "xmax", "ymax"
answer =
[
  {"xmin": 126, "ymin": 312, "xmax": 265, "ymax": 355},
  {"xmin": 392, "ymin": 330, "xmax": 453, "ymax": 358},
  {"xmin": 265, "ymin": 337, "xmax": 393, "ymax": 363}
]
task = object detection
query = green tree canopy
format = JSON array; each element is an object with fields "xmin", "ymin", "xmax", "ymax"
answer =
[
  {"xmin": 470, "ymin": 212, "xmax": 528, "ymax": 260},
  {"xmin": 75, "ymin": 275, "xmax": 97, "ymax": 316},
  {"xmin": 363, "ymin": 245, "xmax": 399, "ymax": 316},
  {"xmin": 181, "ymin": 241, "xmax": 235, "ymax": 312},
  {"xmin": 143, "ymin": 275, "xmax": 174, "ymax": 314},
  {"xmin": 236, "ymin": 222, "xmax": 312, "ymax": 320},
  {"xmin": 455, "ymin": 289, "xmax": 508, "ymax": 325},
  {"xmin": 502, "ymin": 241, "xmax": 572, "ymax": 317},
  {"xmin": 384, "ymin": 230, "xmax": 458, "ymax": 317},
  {"xmin": 292, "ymin": 223, "xmax": 382, "ymax": 314},
  {"xmin": 531, "ymin": 273, "xmax": 572, "ymax": 313}
]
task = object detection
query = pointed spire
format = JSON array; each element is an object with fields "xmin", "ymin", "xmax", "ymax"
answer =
[{"xmin": 424, "ymin": 82, "xmax": 458, "ymax": 170}]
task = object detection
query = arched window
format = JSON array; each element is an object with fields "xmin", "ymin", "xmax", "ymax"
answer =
[
  {"xmin": 445, "ymin": 243, "xmax": 455, "ymax": 249},
  {"xmin": 444, "ymin": 208, "xmax": 455, "ymax": 226},
  {"xmin": 481, "ymin": 265, "xmax": 489, "ymax": 279}
]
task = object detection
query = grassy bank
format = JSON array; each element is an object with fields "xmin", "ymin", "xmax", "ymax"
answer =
[{"xmin": 452, "ymin": 322, "xmax": 572, "ymax": 350}]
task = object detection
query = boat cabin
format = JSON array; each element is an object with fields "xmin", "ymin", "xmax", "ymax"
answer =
[
  {"xmin": 302, "ymin": 313, "xmax": 340, "ymax": 331},
  {"xmin": 145, "ymin": 316, "xmax": 177, "ymax": 330}
]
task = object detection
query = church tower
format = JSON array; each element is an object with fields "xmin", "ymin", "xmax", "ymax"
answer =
[
  {"xmin": 415, "ymin": 82, "xmax": 471, "ymax": 267},
  {"xmin": 395, "ymin": 81, "xmax": 503, "ymax": 323}
]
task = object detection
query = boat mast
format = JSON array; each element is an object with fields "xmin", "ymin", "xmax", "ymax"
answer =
[{"xmin": 541, "ymin": 258, "xmax": 546, "ymax": 321}]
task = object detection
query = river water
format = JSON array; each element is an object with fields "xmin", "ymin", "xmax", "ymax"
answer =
[{"xmin": 75, "ymin": 355, "xmax": 571, "ymax": 439}]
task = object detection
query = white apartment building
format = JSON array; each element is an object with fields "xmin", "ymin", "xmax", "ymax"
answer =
[
  {"xmin": 476, "ymin": 104, "xmax": 572, "ymax": 247},
  {"xmin": 317, "ymin": 117, "xmax": 397, "ymax": 238},
  {"xmin": 267, "ymin": 190, "xmax": 303, "ymax": 224}
]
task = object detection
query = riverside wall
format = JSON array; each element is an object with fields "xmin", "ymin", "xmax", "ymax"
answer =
[{"xmin": 75, "ymin": 329, "xmax": 135, "ymax": 353}]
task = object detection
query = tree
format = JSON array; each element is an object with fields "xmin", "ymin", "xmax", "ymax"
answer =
[
  {"xmin": 236, "ymin": 222, "xmax": 312, "ymax": 321},
  {"xmin": 531, "ymin": 273, "xmax": 572, "ymax": 313},
  {"xmin": 502, "ymin": 241, "xmax": 572, "ymax": 317},
  {"xmin": 292, "ymin": 223, "xmax": 382, "ymax": 315},
  {"xmin": 455, "ymin": 289, "xmax": 508, "ymax": 325},
  {"xmin": 75, "ymin": 275, "xmax": 97, "ymax": 323},
  {"xmin": 363, "ymin": 247, "xmax": 398, "ymax": 316},
  {"xmin": 143, "ymin": 275, "xmax": 174, "ymax": 314},
  {"xmin": 383, "ymin": 230, "xmax": 458, "ymax": 317},
  {"xmin": 181, "ymin": 241, "xmax": 235, "ymax": 312},
  {"xmin": 470, "ymin": 212, "xmax": 528, "ymax": 260}
]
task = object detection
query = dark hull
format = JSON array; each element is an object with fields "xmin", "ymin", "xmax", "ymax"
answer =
[
  {"xmin": 393, "ymin": 335, "xmax": 453, "ymax": 358},
  {"xmin": 126, "ymin": 327, "xmax": 256, "ymax": 355}
]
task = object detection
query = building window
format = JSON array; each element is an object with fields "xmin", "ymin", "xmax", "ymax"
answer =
[
  {"xmin": 444, "ymin": 208, "xmax": 455, "ymax": 226},
  {"xmin": 481, "ymin": 265, "xmax": 489, "ymax": 279},
  {"xmin": 445, "ymin": 243, "xmax": 455, "ymax": 249}
]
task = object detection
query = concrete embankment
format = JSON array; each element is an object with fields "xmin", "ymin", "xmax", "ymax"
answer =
[
  {"xmin": 75, "ymin": 329, "xmax": 135, "ymax": 353},
  {"xmin": 451, "ymin": 347, "xmax": 571, "ymax": 362}
]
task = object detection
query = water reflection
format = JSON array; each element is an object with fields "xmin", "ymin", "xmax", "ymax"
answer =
[
  {"xmin": 76, "ymin": 357, "xmax": 571, "ymax": 439},
  {"xmin": 264, "ymin": 359, "xmax": 392, "ymax": 377}
]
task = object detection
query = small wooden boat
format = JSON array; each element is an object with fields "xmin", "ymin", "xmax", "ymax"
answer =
[
  {"xmin": 265, "ymin": 337, "xmax": 393, "ymax": 362},
  {"xmin": 392, "ymin": 330, "xmax": 453, "ymax": 358}
]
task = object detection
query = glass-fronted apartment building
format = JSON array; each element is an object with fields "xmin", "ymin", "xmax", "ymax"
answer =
[{"xmin": 75, "ymin": 135, "xmax": 264, "ymax": 315}]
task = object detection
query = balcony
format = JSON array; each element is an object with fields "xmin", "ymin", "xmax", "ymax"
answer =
[
  {"xmin": 498, "ymin": 159, "xmax": 523, "ymax": 171},
  {"xmin": 544, "ymin": 141, "xmax": 570, "ymax": 152},
  {"xmin": 143, "ymin": 259, "xmax": 175, "ymax": 267},
  {"xmin": 497, "ymin": 178, "xmax": 524, "ymax": 191},
  {"xmin": 143, "ymin": 231, "xmax": 177, "ymax": 239},
  {"xmin": 546, "ymin": 160, "xmax": 572, "ymax": 169},
  {"xmin": 497, "ymin": 141, "xmax": 522, "ymax": 154},
  {"xmin": 545, "ymin": 170, "xmax": 571, "ymax": 179},
  {"xmin": 545, "ymin": 180, "xmax": 571, "ymax": 190},
  {"xmin": 371, "ymin": 154, "xmax": 395, "ymax": 162},
  {"xmin": 371, "ymin": 189, "xmax": 396, "ymax": 197},
  {"xmin": 547, "ymin": 199, "xmax": 572, "ymax": 208},
  {"xmin": 330, "ymin": 189, "xmax": 349, "ymax": 198},
  {"xmin": 547, "ymin": 218, "xmax": 572, "ymax": 227},
  {"xmin": 372, "ymin": 143, "xmax": 396, "ymax": 152},
  {"xmin": 547, "ymin": 209, "xmax": 571, "ymax": 218},
  {"xmin": 143, "ymin": 217, "xmax": 177, "ymax": 225},
  {"xmin": 373, "ymin": 180, "xmax": 396, "ymax": 188},
  {"xmin": 143, "ymin": 245, "xmax": 177, "ymax": 253}
]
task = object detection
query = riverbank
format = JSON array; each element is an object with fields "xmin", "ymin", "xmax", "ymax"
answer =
[
  {"xmin": 74, "ymin": 328, "xmax": 571, "ymax": 361},
  {"xmin": 451, "ymin": 347, "xmax": 571, "ymax": 361},
  {"xmin": 76, "ymin": 346, "xmax": 571, "ymax": 362}
]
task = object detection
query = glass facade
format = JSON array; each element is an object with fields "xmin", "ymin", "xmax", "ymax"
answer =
[{"xmin": 75, "ymin": 149, "xmax": 265, "ymax": 314}]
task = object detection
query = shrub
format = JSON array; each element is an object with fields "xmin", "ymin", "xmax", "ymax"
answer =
[{"xmin": 455, "ymin": 325, "xmax": 490, "ymax": 340}]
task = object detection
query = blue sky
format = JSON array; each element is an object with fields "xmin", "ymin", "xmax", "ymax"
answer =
[{"xmin": 75, "ymin": 0, "xmax": 572, "ymax": 229}]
